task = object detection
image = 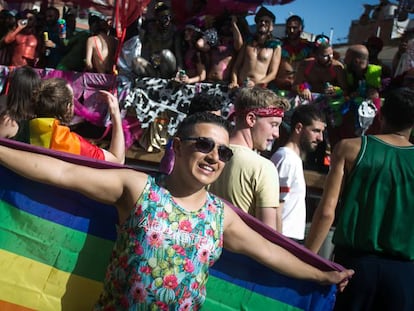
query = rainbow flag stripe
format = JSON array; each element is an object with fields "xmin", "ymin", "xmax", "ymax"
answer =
[{"xmin": 0, "ymin": 139, "xmax": 342, "ymax": 310}]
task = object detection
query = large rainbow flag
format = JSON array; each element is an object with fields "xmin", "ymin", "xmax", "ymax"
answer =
[{"xmin": 0, "ymin": 139, "xmax": 342, "ymax": 311}]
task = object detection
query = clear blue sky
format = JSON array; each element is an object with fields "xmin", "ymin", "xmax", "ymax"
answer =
[{"xmin": 246, "ymin": 0, "xmax": 399, "ymax": 43}]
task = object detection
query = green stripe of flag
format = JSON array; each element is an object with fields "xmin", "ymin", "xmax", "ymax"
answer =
[{"xmin": 205, "ymin": 275, "xmax": 302, "ymax": 310}]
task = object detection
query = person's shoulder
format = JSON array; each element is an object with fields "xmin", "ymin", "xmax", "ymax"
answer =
[
  {"xmin": 265, "ymin": 36, "xmax": 281, "ymax": 49},
  {"xmin": 301, "ymin": 57, "xmax": 315, "ymax": 65},
  {"xmin": 229, "ymin": 144, "xmax": 254, "ymax": 155},
  {"xmin": 333, "ymin": 137, "xmax": 362, "ymax": 160},
  {"xmin": 270, "ymin": 146, "xmax": 289, "ymax": 161},
  {"xmin": 332, "ymin": 59, "xmax": 345, "ymax": 69},
  {"xmin": 231, "ymin": 145, "xmax": 276, "ymax": 168},
  {"xmin": 258, "ymin": 155, "xmax": 279, "ymax": 174}
]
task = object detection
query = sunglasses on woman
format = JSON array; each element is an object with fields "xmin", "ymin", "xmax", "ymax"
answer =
[{"xmin": 181, "ymin": 137, "xmax": 233, "ymax": 162}]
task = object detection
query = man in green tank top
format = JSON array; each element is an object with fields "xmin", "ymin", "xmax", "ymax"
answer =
[{"xmin": 305, "ymin": 87, "xmax": 414, "ymax": 311}]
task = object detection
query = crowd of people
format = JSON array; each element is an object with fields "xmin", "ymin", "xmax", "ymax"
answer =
[{"xmin": 0, "ymin": 1, "xmax": 414, "ymax": 310}]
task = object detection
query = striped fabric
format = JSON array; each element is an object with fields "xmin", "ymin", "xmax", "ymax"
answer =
[
  {"xmin": 0, "ymin": 139, "xmax": 342, "ymax": 311},
  {"xmin": 29, "ymin": 118, "xmax": 105, "ymax": 160}
]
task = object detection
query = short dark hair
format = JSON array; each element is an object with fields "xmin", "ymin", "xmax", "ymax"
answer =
[
  {"xmin": 175, "ymin": 112, "xmax": 231, "ymax": 139},
  {"xmin": 381, "ymin": 87, "xmax": 414, "ymax": 131},
  {"xmin": 286, "ymin": 15, "xmax": 304, "ymax": 28},
  {"xmin": 188, "ymin": 92, "xmax": 223, "ymax": 115},
  {"xmin": 290, "ymin": 104, "xmax": 325, "ymax": 129}
]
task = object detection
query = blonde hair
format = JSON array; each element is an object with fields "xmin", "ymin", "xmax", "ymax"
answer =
[{"xmin": 234, "ymin": 87, "xmax": 290, "ymax": 120}]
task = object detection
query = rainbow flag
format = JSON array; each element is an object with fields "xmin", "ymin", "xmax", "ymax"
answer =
[
  {"xmin": 0, "ymin": 139, "xmax": 342, "ymax": 310},
  {"xmin": 28, "ymin": 118, "xmax": 105, "ymax": 160}
]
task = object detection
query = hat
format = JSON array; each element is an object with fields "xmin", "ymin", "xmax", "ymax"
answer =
[{"xmin": 255, "ymin": 7, "xmax": 275, "ymax": 24}]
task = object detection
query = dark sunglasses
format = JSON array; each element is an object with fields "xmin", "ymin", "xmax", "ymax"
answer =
[{"xmin": 181, "ymin": 137, "xmax": 233, "ymax": 162}]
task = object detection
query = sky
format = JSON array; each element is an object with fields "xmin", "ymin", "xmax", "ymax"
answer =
[{"xmin": 246, "ymin": 0, "xmax": 400, "ymax": 44}]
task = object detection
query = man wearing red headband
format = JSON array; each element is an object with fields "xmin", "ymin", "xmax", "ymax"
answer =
[{"xmin": 210, "ymin": 87, "xmax": 290, "ymax": 231}]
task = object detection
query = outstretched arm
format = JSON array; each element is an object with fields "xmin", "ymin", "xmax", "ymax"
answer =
[
  {"xmin": 99, "ymin": 91, "xmax": 125, "ymax": 164},
  {"xmin": 0, "ymin": 143, "xmax": 147, "ymax": 221},
  {"xmin": 223, "ymin": 204, "xmax": 354, "ymax": 291}
]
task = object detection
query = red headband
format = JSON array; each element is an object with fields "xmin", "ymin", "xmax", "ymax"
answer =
[{"xmin": 239, "ymin": 107, "xmax": 284, "ymax": 118}]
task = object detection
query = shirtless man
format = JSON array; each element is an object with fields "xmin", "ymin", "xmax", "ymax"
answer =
[
  {"xmin": 3, "ymin": 11, "xmax": 41, "ymax": 67},
  {"xmin": 294, "ymin": 43, "xmax": 347, "ymax": 100},
  {"xmin": 229, "ymin": 7, "xmax": 281, "ymax": 89},
  {"xmin": 202, "ymin": 15, "xmax": 243, "ymax": 83},
  {"xmin": 85, "ymin": 15, "xmax": 117, "ymax": 74}
]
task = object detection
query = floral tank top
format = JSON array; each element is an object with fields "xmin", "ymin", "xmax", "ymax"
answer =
[{"xmin": 94, "ymin": 176, "xmax": 225, "ymax": 310}]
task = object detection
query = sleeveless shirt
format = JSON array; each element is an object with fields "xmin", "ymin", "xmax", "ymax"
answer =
[
  {"xmin": 94, "ymin": 176, "xmax": 225, "ymax": 310},
  {"xmin": 333, "ymin": 135, "xmax": 414, "ymax": 260}
]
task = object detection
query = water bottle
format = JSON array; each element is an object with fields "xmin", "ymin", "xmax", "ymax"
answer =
[{"xmin": 44, "ymin": 32, "xmax": 51, "ymax": 56}]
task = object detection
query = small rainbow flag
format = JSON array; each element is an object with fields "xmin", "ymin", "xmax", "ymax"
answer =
[{"xmin": 0, "ymin": 139, "xmax": 342, "ymax": 310}]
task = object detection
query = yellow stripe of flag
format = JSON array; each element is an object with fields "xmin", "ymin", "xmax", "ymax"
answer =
[{"xmin": 0, "ymin": 249, "xmax": 104, "ymax": 311}]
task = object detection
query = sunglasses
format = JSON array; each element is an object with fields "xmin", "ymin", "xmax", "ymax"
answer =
[{"xmin": 181, "ymin": 137, "xmax": 233, "ymax": 162}]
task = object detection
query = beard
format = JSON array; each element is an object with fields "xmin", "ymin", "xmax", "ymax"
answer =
[
  {"xmin": 300, "ymin": 136, "xmax": 319, "ymax": 153},
  {"xmin": 287, "ymin": 32, "xmax": 301, "ymax": 40}
]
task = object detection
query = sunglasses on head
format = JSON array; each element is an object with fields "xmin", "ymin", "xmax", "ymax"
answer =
[{"xmin": 181, "ymin": 137, "xmax": 233, "ymax": 162}]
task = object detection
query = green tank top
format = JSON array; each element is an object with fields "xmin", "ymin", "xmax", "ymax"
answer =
[{"xmin": 333, "ymin": 135, "xmax": 414, "ymax": 260}]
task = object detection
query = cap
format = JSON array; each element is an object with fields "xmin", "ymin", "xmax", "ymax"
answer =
[{"xmin": 255, "ymin": 7, "xmax": 276, "ymax": 24}]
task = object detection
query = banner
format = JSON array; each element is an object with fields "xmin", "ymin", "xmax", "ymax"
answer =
[{"xmin": 0, "ymin": 139, "xmax": 341, "ymax": 310}]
